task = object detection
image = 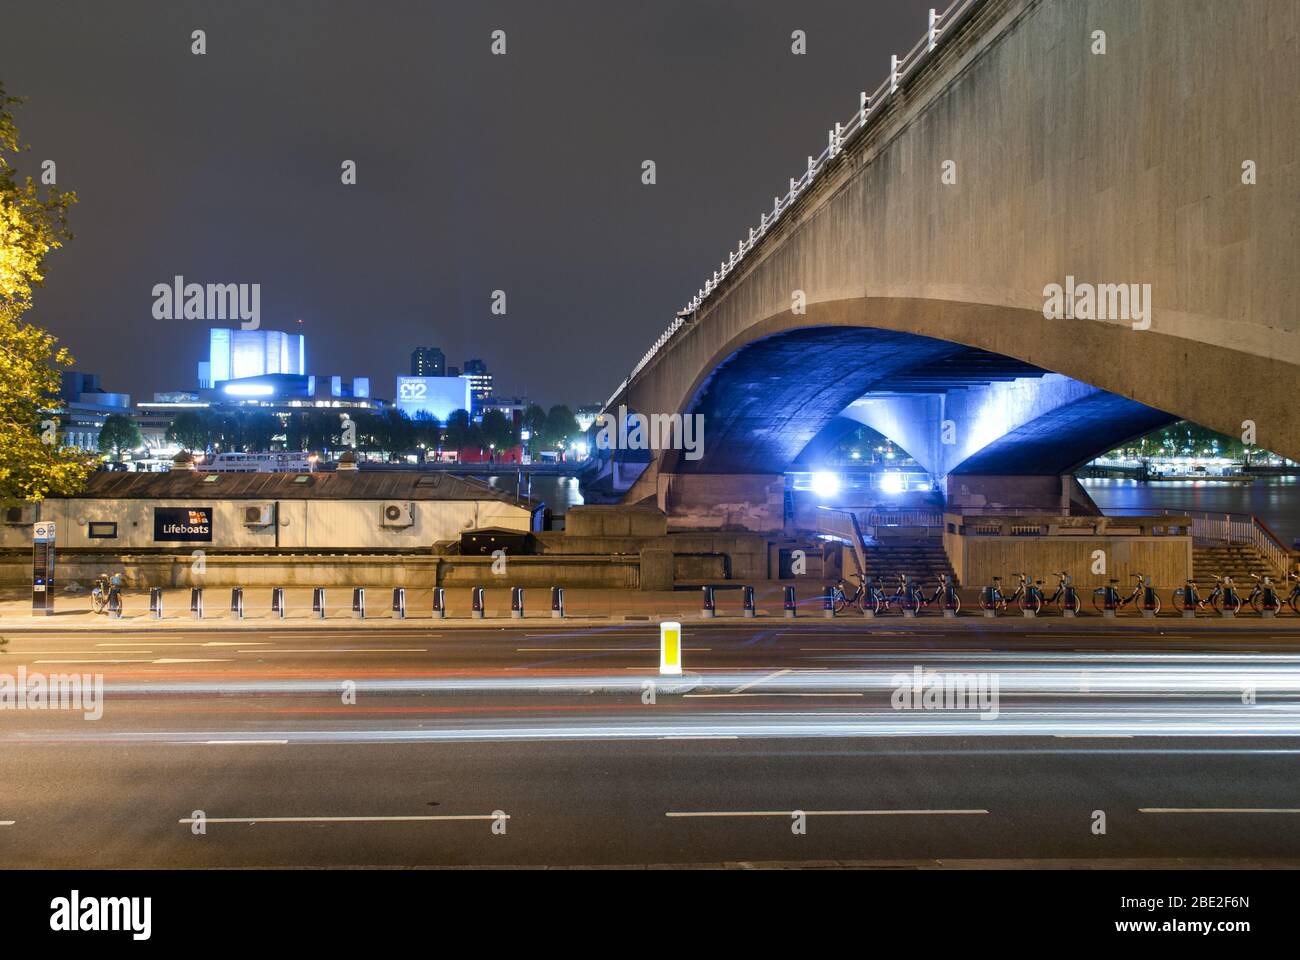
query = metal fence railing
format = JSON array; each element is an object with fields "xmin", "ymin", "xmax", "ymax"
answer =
[
  {"xmin": 1104, "ymin": 507, "xmax": 1295, "ymax": 576},
  {"xmin": 605, "ymin": 0, "xmax": 987, "ymax": 410}
]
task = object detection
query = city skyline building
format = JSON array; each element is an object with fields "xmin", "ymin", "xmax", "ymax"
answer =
[{"xmin": 199, "ymin": 327, "xmax": 306, "ymax": 388}]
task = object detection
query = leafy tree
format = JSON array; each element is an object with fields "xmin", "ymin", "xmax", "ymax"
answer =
[
  {"xmin": 97, "ymin": 413, "xmax": 142, "ymax": 459},
  {"xmin": 543, "ymin": 404, "xmax": 577, "ymax": 451},
  {"xmin": 0, "ymin": 83, "xmax": 87, "ymax": 500},
  {"xmin": 522, "ymin": 403, "xmax": 547, "ymax": 444},
  {"xmin": 166, "ymin": 410, "xmax": 209, "ymax": 451},
  {"xmin": 479, "ymin": 408, "xmax": 517, "ymax": 452},
  {"xmin": 373, "ymin": 408, "xmax": 414, "ymax": 458},
  {"xmin": 240, "ymin": 410, "xmax": 280, "ymax": 451},
  {"xmin": 411, "ymin": 410, "xmax": 441, "ymax": 457},
  {"xmin": 443, "ymin": 408, "xmax": 476, "ymax": 450}
]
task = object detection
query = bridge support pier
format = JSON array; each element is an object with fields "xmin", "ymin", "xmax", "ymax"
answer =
[{"xmin": 658, "ymin": 473, "xmax": 785, "ymax": 533}]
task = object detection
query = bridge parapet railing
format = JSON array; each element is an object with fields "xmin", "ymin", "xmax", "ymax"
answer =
[
  {"xmin": 947, "ymin": 513, "xmax": 1193, "ymax": 538},
  {"xmin": 1102, "ymin": 508, "xmax": 1295, "ymax": 577},
  {"xmin": 605, "ymin": 0, "xmax": 987, "ymax": 410}
]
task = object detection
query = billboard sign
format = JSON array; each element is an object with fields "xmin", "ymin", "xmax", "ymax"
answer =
[
  {"xmin": 395, "ymin": 376, "xmax": 472, "ymax": 422},
  {"xmin": 154, "ymin": 507, "xmax": 213, "ymax": 542}
]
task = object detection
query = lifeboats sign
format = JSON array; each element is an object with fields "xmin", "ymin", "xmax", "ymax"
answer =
[{"xmin": 154, "ymin": 507, "xmax": 213, "ymax": 542}]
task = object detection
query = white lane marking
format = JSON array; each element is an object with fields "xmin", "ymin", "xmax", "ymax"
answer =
[
  {"xmin": 666, "ymin": 809, "xmax": 988, "ymax": 818},
  {"xmin": 152, "ymin": 659, "xmax": 233, "ymax": 664},
  {"xmin": 177, "ymin": 813, "xmax": 508, "ymax": 824},
  {"xmin": 516, "ymin": 647, "xmax": 711, "ymax": 652},
  {"xmin": 1139, "ymin": 808, "xmax": 1300, "ymax": 814},
  {"xmin": 731, "ymin": 668, "xmax": 791, "ymax": 693},
  {"xmin": 96, "ymin": 642, "xmax": 272, "ymax": 647},
  {"xmin": 235, "ymin": 648, "xmax": 428, "ymax": 654},
  {"xmin": 1054, "ymin": 734, "xmax": 1133, "ymax": 739},
  {"xmin": 661, "ymin": 735, "xmax": 739, "ymax": 740},
  {"xmin": 0, "ymin": 821, "xmax": 15, "ymax": 826},
  {"xmin": 200, "ymin": 740, "xmax": 288, "ymax": 745},
  {"xmin": 33, "ymin": 659, "xmax": 155, "ymax": 664},
  {"xmin": 684, "ymin": 692, "xmax": 863, "ymax": 698}
]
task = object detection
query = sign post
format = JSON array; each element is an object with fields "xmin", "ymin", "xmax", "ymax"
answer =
[{"xmin": 32, "ymin": 520, "xmax": 56, "ymax": 616}]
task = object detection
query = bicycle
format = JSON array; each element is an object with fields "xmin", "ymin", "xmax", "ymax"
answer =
[
  {"xmin": 830, "ymin": 574, "xmax": 868, "ymax": 614},
  {"xmin": 1093, "ymin": 573, "xmax": 1159, "ymax": 615},
  {"xmin": 1246, "ymin": 574, "xmax": 1284, "ymax": 615},
  {"xmin": 932, "ymin": 574, "xmax": 961, "ymax": 615},
  {"xmin": 978, "ymin": 574, "xmax": 1026, "ymax": 612},
  {"xmin": 1019, "ymin": 576, "xmax": 1046, "ymax": 614},
  {"xmin": 1045, "ymin": 571, "xmax": 1081, "ymax": 614}
]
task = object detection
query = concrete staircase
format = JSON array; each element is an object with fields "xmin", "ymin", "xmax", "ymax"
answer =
[
  {"xmin": 862, "ymin": 540, "xmax": 958, "ymax": 586},
  {"xmin": 1191, "ymin": 543, "xmax": 1276, "ymax": 586}
]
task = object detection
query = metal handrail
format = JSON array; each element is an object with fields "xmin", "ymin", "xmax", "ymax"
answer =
[
  {"xmin": 606, "ymin": 0, "xmax": 986, "ymax": 410},
  {"xmin": 1106, "ymin": 507, "xmax": 1295, "ymax": 576}
]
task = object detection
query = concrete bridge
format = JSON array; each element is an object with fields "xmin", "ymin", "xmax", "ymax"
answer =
[{"xmin": 596, "ymin": 0, "xmax": 1300, "ymax": 532}]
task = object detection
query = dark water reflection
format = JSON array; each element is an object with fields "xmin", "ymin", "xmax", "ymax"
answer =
[{"xmin": 1083, "ymin": 477, "xmax": 1300, "ymax": 541}]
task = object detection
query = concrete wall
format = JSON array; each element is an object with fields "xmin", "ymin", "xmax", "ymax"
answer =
[
  {"xmin": 3, "ymin": 498, "xmax": 532, "ymax": 551},
  {"xmin": 615, "ymin": 0, "xmax": 1300, "ymax": 491},
  {"xmin": 947, "ymin": 534, "xmax": 1192, "ymax": 590}
]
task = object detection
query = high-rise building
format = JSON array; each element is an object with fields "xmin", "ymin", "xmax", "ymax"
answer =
[
  {"xmin": 410, "ymin": 346, "xmax": 446, "ymax": 377},
  {"xmin": 199, "ymin": 328, "xmax": 305, "ymax": 387},
  {"xmin": 463, "ymin": 358, "xmax": 493, "ymax": 406}
]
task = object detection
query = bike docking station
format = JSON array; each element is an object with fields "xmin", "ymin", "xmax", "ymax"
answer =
[
  {"xmin": 432, "ymin": 587, "xmax": 446, "ymax": 620},
  {"xmin": 659, "ymin": 621, "xmax": 682, "ymax": 676},
  {"xmin": 312, "ymin": 587, "xmax": 326, "ymax": 619},
  {"xmin": 352, "ymin": 587, "xmax": 366, "ymax": 620},
  {"xmin": 272, "ymin": 587, "xmax": 285, "ymax": 620},
  {"xmin": 742, "ymin": 585, "xmax": 756, "ymax": 618},
  {"xmin": 940, "ymin": 576, "xmax": 959, "ymax": 619},
  {"xmin": 471, "ymin": 586, "xmax": 485, "ymax": 620},
  {"xmin": 1180, "ymin": 581, "xmax": 1199, "ymax": 619},
  {"xmin": 107, "ymin": 593, "xmax": 123, "ymax": 620},
  {"xmin": 823, "ymin": 587, "xmax": 836, "ymax": 619},
  {"xmin": 1061, "ymin": 576, "xmax": 1079, "ymax": 618},
  {"xmin": 511, "ymin": 586, "xmax": 525, "ymax": 620},
  {"xmin": 392, "ymin": 587, "xmax": 406, "ymax": 620},
  {"xmin": 1259, "ymin": 579, "xmax": 1279, "ymax": 618},
  {"xmin": 784, "ymin": 586, "xmax": 797, "ymax": 619},
  {"xmin": 1140, "ymin": 577, "xmax": 1160, "ymax": 619},
  {"xmin": 551, "ymin": 586, "xmax": 565, "ymax": 619},
  {"xmin": 701, "ymin": 585, "xmax": 716, "ymax": 619},
  {"xmin": 191, "ymin": 586, "xmax": 203, "ymax": 620},
  {"xmin": 230, "ymin": 586, "xmax": 244, "ymax": 621},
  {"xmin": 149, "ymin": 587, "xmax": 163, "ymax": 620},
  {"xmin": 1100, "ymin": 581, "xmax": 1120, "ymax": 618}
]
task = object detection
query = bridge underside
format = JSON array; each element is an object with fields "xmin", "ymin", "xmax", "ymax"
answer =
[{"xmin": 605, "ymin": 326, "xmax": 1178, "ymax": 531}]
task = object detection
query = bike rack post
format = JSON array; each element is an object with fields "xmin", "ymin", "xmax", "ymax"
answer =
[
  {"xmin": 741, "ymin": 585, "xmax": 755, "ymax": 618},
  {"xmin": 1180, "ymin": 580, "xmax": 1198, "ymax": 619},
  {"xmin": 1062, "ymin": 576, "xmax": 1078, "ymax": 618},
  {"xmin": 701, "ymin": 585, "xmax": 716, "ymax": 619},
  {"xmin": 230, "ymin": 586, "xmax": 244, "ymax": 621},
  {"xmin": 783, "ymin": 585, "xmax": 796, "ymax": 619},
  {"xmin": 149, "ymin": 587, "xmax": 163, "ymax": 620},
  {"xmin": 107, "ymin": 591, "xmax": 123, "ymax": 620},
  {"xmin": 982, "ymin": 582, "xmax": 998, "ymax": 618},
  {"xmin": 312, "ymin": 587, "xmax": 326, "ymax": 619},
  {"xmin": 942, "ymin": 576, "xmax": 959, "ymax": 619},
  {"xmin": 902, "ymin": 577, "xmax": 917, "ymax": 619},
  {"xmin": 1261, "ymin": 579, "xmax": 1279, "ymax": 618},
  {"xmin": 1221, "ymin": 580, "xmax": 1238, "ymax": 618},
  {"xmin": 1102, "ymin": 581, "xmax": 1119, "ymax": 618},
  {"xmin": 1140, "ymin": 576, "xmax": 1159, "ymax": 619},
  {"xmin": 511, "ymin": 586, "xmax": 524, "ymax": 620},
  {"xmin": 352, "ymin": 587, "xmax": 366, "ymax": 620},
  {"xmin": 191, "ymin": 586, "xmax": 203, "ymax": 620},
  {"xmin": 392, "ymin": 586, "xmax": 406, "ymax": 620},
  {"xmin": 823, "ymin": 585, "xmax": 837, "ymax": 618},
  {"xmin": 432, "ymin": 586, "xmax": 446, "ymax": 620},
  {"xmin": 272, "ymin": 587, "xmax": 285, "ymax": 619},
  {"xmin": 551, "ymin": 586, "xmax": 564, "ymax": 619},
  {"xmin": 471, "ymin": 586, "xmax": 485, "ymax": 620}
]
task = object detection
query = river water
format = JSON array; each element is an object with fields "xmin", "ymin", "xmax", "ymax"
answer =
[
  {"xmin": 1082, "ymin": 477, "xmax": 1300, "ymax": 542},
  {"xmin": 479, "ymin": 473, "xmax": 1300, "ymax": 543}
]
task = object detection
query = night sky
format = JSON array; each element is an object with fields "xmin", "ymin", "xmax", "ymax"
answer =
[{"xmin": 3, "ymin": 0, "xmax": 937, "ymax": 407}]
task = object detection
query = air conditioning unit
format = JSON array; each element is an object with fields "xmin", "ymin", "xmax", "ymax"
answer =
[
  {"xmin": 3, "ymin": 504, "xmax": 36, "ymax": 525},
  {"xmin": 382, "ymin": 501, "xmax": 413, "ymax": 527},
  {"xmin": 243, "ymin": 503, "xmax": 275, "ymax": 527}
]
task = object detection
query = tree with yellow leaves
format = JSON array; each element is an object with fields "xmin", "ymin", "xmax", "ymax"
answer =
[{"xmin": 0, "ymin": 81, "xmax": 90, "ymax": 502}]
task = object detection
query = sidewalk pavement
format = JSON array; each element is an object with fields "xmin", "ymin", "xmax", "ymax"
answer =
[{"xmin": 1, "ymin": 582, "xmax": 1297, "ymax": 630}]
